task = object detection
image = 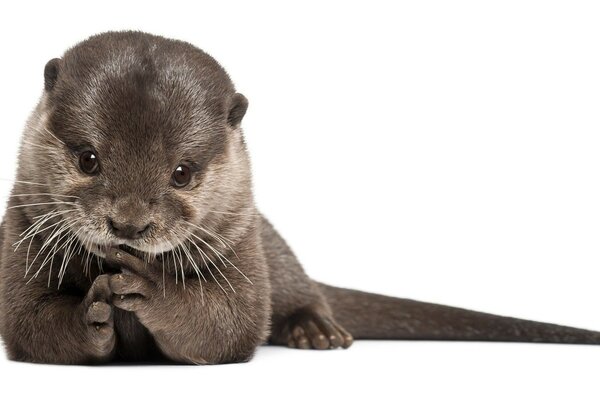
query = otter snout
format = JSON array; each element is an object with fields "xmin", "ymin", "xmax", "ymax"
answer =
[
  {"xmin": 107, "ymin": 218, "xmax": 151, "ymax": 240},
  {"xmin": 107, "ymin": 196, "xmax": 153, "ymax": 240}
]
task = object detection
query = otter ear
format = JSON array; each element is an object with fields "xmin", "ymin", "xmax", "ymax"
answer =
[
  {"xmin": 227, "ymin": 93, "xmax": 248, "ymax": 128},
  {"xmin": 44, "ymin": 58, "xmax": 61, "ymax": 92}
]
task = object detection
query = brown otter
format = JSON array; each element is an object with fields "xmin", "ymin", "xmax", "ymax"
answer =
[{"xmin": 0, "ymin": 31, "xmax": 599, "ymax": 364}]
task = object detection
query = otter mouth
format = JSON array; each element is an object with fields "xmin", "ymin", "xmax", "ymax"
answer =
[
  {"xmin": 118, "ymin": 244, "xmax": 136, "ymax": 253},
  {"xmin": 78, "ymin": 230, "xmax": 173, "ymax": 261},
  {"xmin": 82, "ymin": 240, "xmax": 147, "ymax": 260},
  {"xmin": 117, "ymin": 244, "xmax": 149, "ymax": 260}
]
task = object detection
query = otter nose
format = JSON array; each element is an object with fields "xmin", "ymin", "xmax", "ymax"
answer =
[{"xmin": 108, "ymin": 218, "xmax": 150, "ymax": 240}]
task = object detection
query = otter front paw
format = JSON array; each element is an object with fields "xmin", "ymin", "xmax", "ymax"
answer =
[
  {"xmin": 82, "ymin": 274, "xmax": 115, "ymax": 360},
  {"xmin": 104, "ymin": 248, "xmax": 159, "ymax": 315},
  {"xmin": 282, "ymin": 307, "xmax": 353, "ymax": 350}
]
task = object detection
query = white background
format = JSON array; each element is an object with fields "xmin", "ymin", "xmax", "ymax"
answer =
[{"xmin": 1, "ymin": 1, "xmax": 599, "ymax": 398}]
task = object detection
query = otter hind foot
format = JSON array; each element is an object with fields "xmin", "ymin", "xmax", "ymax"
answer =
[{"xmin": 284, "ymin": 308, "xmax": 353, "ymax": 350}]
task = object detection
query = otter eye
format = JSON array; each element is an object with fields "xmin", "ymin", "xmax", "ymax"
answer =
[
  {"xmin": 79, "ymin": 151, "xmax": 99, "ymax": 175},
  {"xmin": 171, "ymin": 165, "xmax": 191, "ymax": 188}
]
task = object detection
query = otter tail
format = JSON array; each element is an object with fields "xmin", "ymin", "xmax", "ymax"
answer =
[{"xmin": 318, "ymin": 283, "xmax": 600, "ymax": 344}]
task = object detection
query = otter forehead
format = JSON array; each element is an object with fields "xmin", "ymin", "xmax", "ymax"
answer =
[
  {"xmin": 54, "ymin": 31, "xmax": 234, "ymax": 102},
  {"xmin": 45, "ymin": 32, "xmax": 231, "ymax": 177}
]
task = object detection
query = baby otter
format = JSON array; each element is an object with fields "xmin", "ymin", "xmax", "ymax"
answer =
[{"xmin": 1, "ymin": 31, "xmax": 599, "ymax": 364}]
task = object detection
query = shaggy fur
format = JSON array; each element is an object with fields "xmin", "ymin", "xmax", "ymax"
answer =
[{"xmin": 0, "ymin": 32, "xmax": 599, "ymax": 365}]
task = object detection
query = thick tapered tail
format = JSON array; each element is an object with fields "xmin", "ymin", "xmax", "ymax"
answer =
[{"xmin": 318, "ymin": 283, "xmax": 600, "ymax": 344}]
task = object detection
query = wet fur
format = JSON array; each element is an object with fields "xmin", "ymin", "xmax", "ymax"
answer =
[{"xmin": 1, "ymin": 32, "xmax": 599, "ymax": 365}]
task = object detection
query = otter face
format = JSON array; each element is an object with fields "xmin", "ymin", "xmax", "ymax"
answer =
[{"xmin": 19, "ymin": 33, "xmax": 250, "ymax": 259}]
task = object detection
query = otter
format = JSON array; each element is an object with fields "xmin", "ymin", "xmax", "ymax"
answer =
[{"xmin": 0, "ymin": 31, "xmax": 599, "ymax": 365}]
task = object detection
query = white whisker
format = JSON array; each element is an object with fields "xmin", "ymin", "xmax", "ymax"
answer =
[
  {"xmin": 28, "ymin": 217, "xmax": 80, "ymax": 279},
  {"xmin": 184, "ymin": 229, "xmax": 229, "ymax": 295},
  {"xmin": 180, "ymin": 240, "xmax": 205, "ymax": 304},
  {"xmin": 24, "ymin": 214, "xmax": 67, "ymax": 276},
  {"xmin": 8, "ymin": 193, "xmax": 80, "ymax": 199},
  {"xmin": 8, "ymin": 201, "xmax": 76, "ymax": 210},
  {"xmin": 186, "ymin": 228, "xmax": 252, "ymax": 286},
  {"xmin": 22, "ymin": 139, "xmax": 51, "ymax": 151},
  {"xmin": 32, "ymin": 208, "xmax": 74, "ymax": 220},
  {"xmin": 0, "ymin": 178, "xmax": 50, "ymax": 187},
  {"xmin": 207, "ymin": 210, "xmax": 259, "ymax": 217},
  {"xmin": 41, "ymin": 126, "xmax": 66, "ymax": 145},
  {"xmin": 15, "ymin": 210, "xmax": 74, "ymax": 249},
  {"xmin": 21, "ymin": 210, "xmax": 63, "ymax": 275},
  {"xmin": 184, "ymin": 220, "xmax": 239, "ymax": 260},
  {"xmin": 16, "ymin": 209, "xmax": 59, "ymax": 244},
  {"xmin": 171, "ymin": 249, "xmax": 178, "ymax": 285},
  {"xmin": 175, "ymin": 245, "xmax": 186, "ymax": 290},
  {"xmin": 157, "ymin": 244, "xmax": 166, "ymax": 298}
]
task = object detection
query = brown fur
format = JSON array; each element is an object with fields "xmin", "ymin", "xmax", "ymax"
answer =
[{"xmin": 0, "ymin": 31, "xmax": 599, "ymax": 365}]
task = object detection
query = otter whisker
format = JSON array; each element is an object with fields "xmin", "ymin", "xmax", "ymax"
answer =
[
  {"xmin": 175, "ymin": 245, "xmax": 186, "ymax": 290},
  {"xmin": 186, "ymin": 220, "xmax": 234, "ymax": 245},
  {"xmin": 29, "ymin": 229, "xmax": 65, "ymax": 281},
  {"xmin": 76, "ymin": 235, "xmax": 84, "ymax": 256},
  {"xmin": 17, "ymin": 208, "xmax": 64, "ymax": 237},
  {"xmin": 21, "ymin": 210, "xmax": 63, "ymax": 274},
  {"xmin": 194, "ymin": 248, "xmax": 209, "ymax": 283},
  {"xmin": 213, "ymin": 249, "xmax": 252, "ymax": 285},
  {"xmin": 155, "ymin": 243, "xmax": 166, "ymax": 298},
  {"xmin": 83, "ymin": 234, "xmax": 94, "ymax": 277},
  {"xmin": 8, "ymin": 193, "xmax": 80, "ymax": 199},
  {"xmin": 186, "ymin": 235, "xmax": 224, "ymax": 291},
  {"xmin": 180, "ymin": 240, "xmax": 205, "ymax": 303},
  {"xmin": 213, "ymin": 258, "xmax": 235, "ymax": 293},
  {"xmin": 187, "ymin": 231, "xmax": 238, "ymax": 293},
  {"xmin": 24, "ymin": 213, "xmax": 68, "ymax": 276},
  {"xmin": 32, "ymin": 208, "xmax": 75, "ymax": 220},
  {"xmin": 181, "ymin": 233, "xmax": 209, "ymax": 284},
  {"xmin": 41, "ymin": 126, "xmax": 66, "ymax": 145},
  {"xmin": 74, "ymin": 230, "xmax": 87, "ymax": 255},
  {"xmin": 161, "ymin": 227, "xmax": 194, "ymax": 287},
  {"xmin": 184, "ymin": 229, "xmax": 231, "ymax": 295},
  {"xmin": 15, "ymin": 209, "xmax": 59, "ymax": 245},
  {"xmin": 23, "ymin": 212, "xmax": 81, "ymax": 279},
  {"xmin": 182, "ymin": 239, "xmax": 207, "ymax": 283},
  {"xmin": 207, "ymin": 210, "xmax": 259, "ymax": 217},
  {"xmin": 59, "ymin": 227, "xmax": 83, "ymax": 281},
  {"xmin": 201, "ymin": 251, "xmax": 228, "ymax": 295},
  {"xmin": 184, "ymin": 220, "xmax": 238, "ymax": 260},
  {"xmin": 171, "ymin": 248, "xmax": 178, "ymax": 285},
  {"xmin": 32, "ymin": 218, "xmax": 77, "ymax": 279},
  {"xmin": 57, "ymin": 227, "xmax": 83, "ymax": 287},
  {"xmin": 28, "ymin": 217, "xmax": 79, "ymax": 279},
  {"xmin": 22, "ymin": 211, "xmax": 72, "ymax": 275},
  {"xmin": 22, "ymin": 139, "xmax": 53, "ymax": 152},
  {"xmin": 0, "ymin": 178, "xmax": 50, "ymax": 187},
  {"xmin": 46, "ymin": 232, "xmax": 67, "ymax": 286},
  {"xmin": 8, "ymin": 201, "xmax": 76, "ymax": 210},
  {"xmin": 15, "ymin": 210, "xmax": 74, "ymax": 249},
  {"xmin": 78, "ymin": 237, "xmax": 94, "ymax": 281},
  {"xmin": 187, "ymin": 229, "xmax": 252, "ymax": 286}
]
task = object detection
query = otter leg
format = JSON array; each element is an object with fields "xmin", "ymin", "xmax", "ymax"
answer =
[
  {"xmin": 104, "ymin": 241, "xmax": 270, "ymax": 365},
  {"xmin": 0, "ymin": 271, "xmax": 115, "ymax": 364},
  {"xmin": 260, "ymin": 215, "xmax": 353, "ymax": 349}
]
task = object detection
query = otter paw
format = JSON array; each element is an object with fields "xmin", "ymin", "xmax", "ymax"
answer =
[
  {"xmin": 85, "ymin": 301, "xmax": 115, "ymax": 353},
  {"xmin": 82, "ymin": 274, "xmax": 115, "ymax": 357},
  {"xmin": 285, "ymin": 310, "xmax": 353, "ymax": 350}
]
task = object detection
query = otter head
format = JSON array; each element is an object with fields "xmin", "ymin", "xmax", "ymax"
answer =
[{"xmin": 17, "ymin": 32, "xmax": 252, "ymax": 260}]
